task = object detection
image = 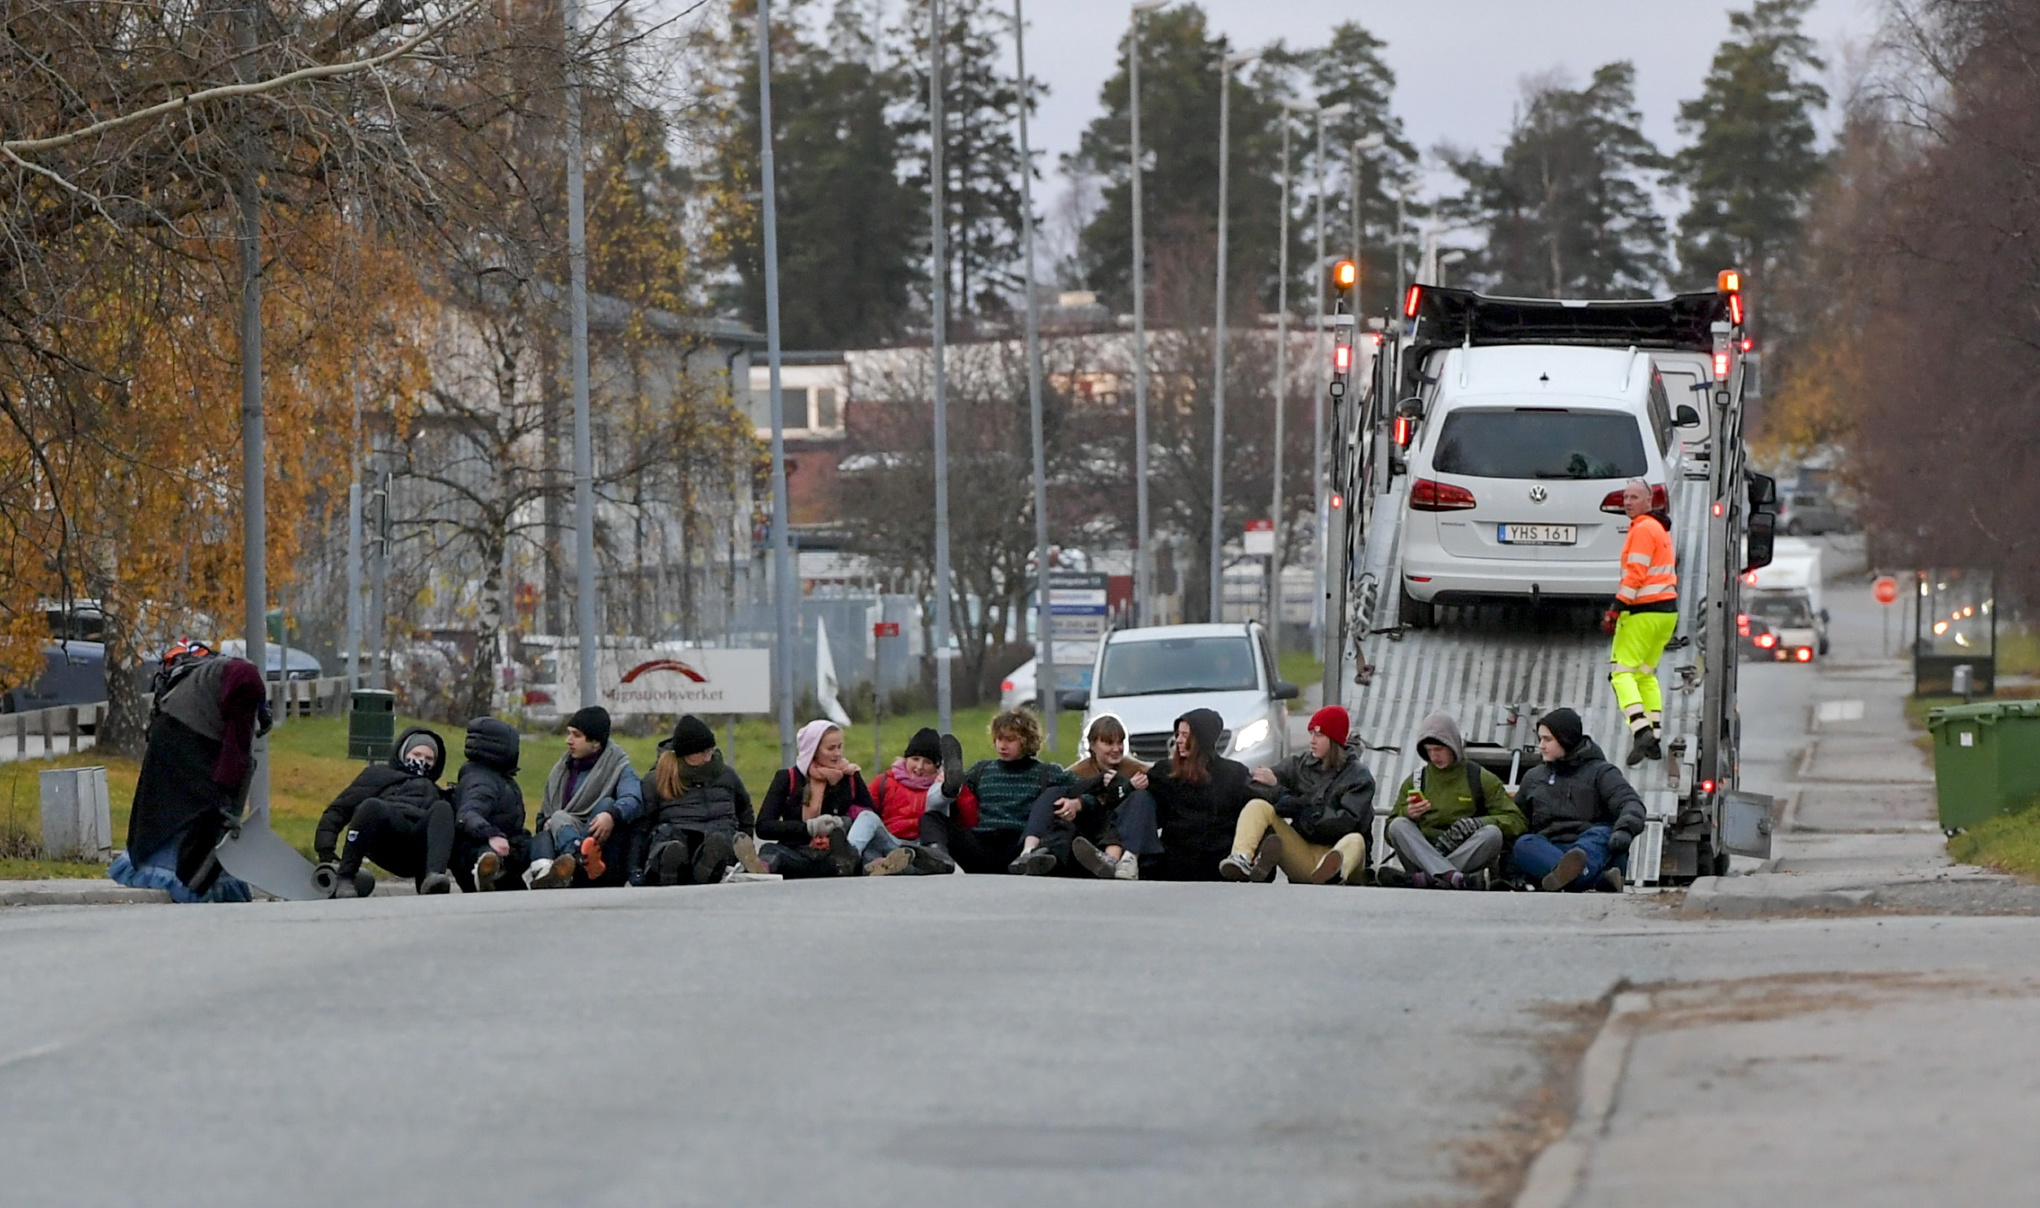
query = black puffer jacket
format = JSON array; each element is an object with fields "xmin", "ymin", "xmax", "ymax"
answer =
[
  {"xmin": 1148, "ymin": 708, "xmax": 1255, "ymax": 881},
  {"xmin": 1513, "ymin": 736, "xmax": 1647, "ymax": 847},
  {"xmin": 453, "ymin": 718, "xmax": 528, "ymax": 842},
  {"xmin": 314, "ymin": 726, "xmax": 449, "ymax": 861},
  {"xmin": 1249, "ymin": 747, "xmax": 1375, "ymax": 846},
  {"xmin": 643, "ymin": 743, "xmax": 754, "ymax": 835}
]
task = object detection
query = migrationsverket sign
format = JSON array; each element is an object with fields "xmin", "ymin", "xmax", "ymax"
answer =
[{"xmin": 598, "ymin": 649, "xmax": 772, "ymax": 715}]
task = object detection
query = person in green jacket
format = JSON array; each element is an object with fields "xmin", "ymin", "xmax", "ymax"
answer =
[{"xmin": 1379, "ymin": 710, "xmax": 1525, "ymax": 889}]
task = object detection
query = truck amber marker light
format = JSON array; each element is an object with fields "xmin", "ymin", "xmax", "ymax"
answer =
[
  {"xmin": 1717, "ymin": 269, "xmax": 1742, "ymax": 292},
  {"xmin": 1334, "ymin": 260, "xmax": 1357, "ymax": 289}
]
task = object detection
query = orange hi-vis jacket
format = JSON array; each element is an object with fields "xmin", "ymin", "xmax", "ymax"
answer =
[{"xmin": 1616, "ymin": 513, "xmax": 1677, "ymax": 609}]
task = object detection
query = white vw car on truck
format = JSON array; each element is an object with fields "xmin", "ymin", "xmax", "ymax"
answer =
[{"xmin": 1396, "ymin": 343, "xmax": 1701, "ymax": 626}]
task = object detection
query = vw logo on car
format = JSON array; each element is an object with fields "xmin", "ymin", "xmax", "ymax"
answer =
[{"xmin": 1528, "ymin": 485, "xmax": 1548, "ymax": 504}]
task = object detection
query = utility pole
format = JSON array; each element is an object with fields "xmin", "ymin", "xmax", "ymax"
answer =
[
  {"xmin": 1129, "ymin": 0, "xmax": 1165, "ymax": 625},
  {"xmin": 368, "ymin": 456, "xmax": 388, "ymax": 690},
  {"xmin": 930, "ymin": 0, "xmax": 955, "ymax": 732},
  {"xmin": 1271, "ymin": 101, "xmax": 1313, "ymax": 658},
  {"xmin": 1209, "ymin": 49, "xmax": 1258, "ymax": 621},
  {"xmin": 563, "ymin": 0, "xmax": 598, "ymax": 710},
  {"xmin": 757, "ymin": 0, "xmax": 797, "ymax": 764},
  {"xmin": 1310, "ymin": 103, "xmax": 1350, "ymax": 651},
  {"xmin": 237, "ymin": 0, "xmax": 268, "ymax": 813},
  {"xmin": 1014, "ymin": 0, "xmax": 1057, "ymax": 752}
]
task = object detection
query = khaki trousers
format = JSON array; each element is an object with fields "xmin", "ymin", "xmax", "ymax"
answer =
[{"xmin": 1231, "ymin": 798, "xmax": 1367, "ymax": 883}]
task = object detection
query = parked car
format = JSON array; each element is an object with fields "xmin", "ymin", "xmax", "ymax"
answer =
[
  {"xmin": 1000, "ymin": 656, "xmax": 1038, "ymax": 712},
  {"xmin": 1059, "ymin": 622, "xmax": 1296, "ymax": 769},
  {"xmin": 1, "ymin": 641, "xmax": 109, "ymax": 713},
  {"xmin": 215, "ymin": 639, "xmax": 325, "ymax": 681},
  {"xmin": 1397, "ymin": 345, "xmax": 1699, "ymax": 626}
]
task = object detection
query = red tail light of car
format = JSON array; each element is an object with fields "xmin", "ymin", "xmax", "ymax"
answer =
[
  {"xmin": 1410, "ymin": 478, "xmax": 1477, "ymax": 511},
  {"xmin": 1599, "ymin": 483, "xmax": 1670, "ymax": 514}
]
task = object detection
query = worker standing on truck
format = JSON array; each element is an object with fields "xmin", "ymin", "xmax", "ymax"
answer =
[{"xmin": 1606, "ymin": 479, "xmax": 1678, "ymax": 766}]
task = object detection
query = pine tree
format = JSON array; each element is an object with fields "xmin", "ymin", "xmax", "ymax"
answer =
[
  {"xmin": 1672, "ymin": 0, "xmax": 1829, "ymax": 292},
  {"xmin": 1443, "ymin": 63, "xmax": 1669, "ymax": 298}
]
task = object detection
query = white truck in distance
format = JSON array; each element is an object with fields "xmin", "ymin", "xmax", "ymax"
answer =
[{"xmin": 1745, "ymin": 537, "xmax": 1827, "ymax": 662}]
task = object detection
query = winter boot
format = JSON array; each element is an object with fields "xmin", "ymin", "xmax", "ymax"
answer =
[
  {"xmin": 1542, "ymin": 848, "xmax": 1588, "ymax": 893},
  {"xmin": 472, "ymin": 851, "xmax": 502, "ymax": 892},
  {"xmin": 418, "ymin": 871, "xmax": 452, "ymax": 895}
]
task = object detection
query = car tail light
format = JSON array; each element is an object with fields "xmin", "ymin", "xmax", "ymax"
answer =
[
  {"xmin": 1599, "ymin": 484, "xmax": 1669, "ymax": 513},
  {"xmin": 523, "ymin": 690, "xmax": 553, "ymax": 706},
  {"xmin": 1737, "ymin": 613, "xmax": 1750, "ymax": 636},
  {"xmin": 1701, "ymin": 778, "xmax": 1716, "ymax": 794},
  {"xmin": 1795, "ymin": 647, "xmax": 1814, "ymax": 662},
  {"xmin": 1411, "ymin": 478, "xmax": 1476, "ymax": 511},
  {"xmin": 1755, "ymin": 633, "xmax": 1776, "ymax": 649},
  {"xmin": 1001, "ymin": 680, "xmax": 1014, "ymax": 693}
]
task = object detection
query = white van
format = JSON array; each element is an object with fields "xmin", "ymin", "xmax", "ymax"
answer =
[
  {"xmin": 1398, "ymin": 344, "xmax": 1701, "ymax": 625},
  {"xmin": 1060, "ymin": 622, "xmax": 1297, "ymax": 769}
]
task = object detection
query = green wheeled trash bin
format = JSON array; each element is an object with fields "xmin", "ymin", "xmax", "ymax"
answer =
[
  {"xmin": 348, "ymin": 689, "xmax": 397, "ymax": 762},
  {"xmin": 1925, "ymin": 700, "xmax": 2040, "ymax": 832}
]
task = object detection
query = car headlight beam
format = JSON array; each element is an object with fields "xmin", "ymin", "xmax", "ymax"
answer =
[{"xmin": 1231, "ymin": 718, "xmax": 1270, "ymax": 754}]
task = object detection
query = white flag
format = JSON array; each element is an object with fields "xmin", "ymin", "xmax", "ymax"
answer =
[{"xmin": 816, "ymin": 615, "xmax": 852, "ymax": 727}]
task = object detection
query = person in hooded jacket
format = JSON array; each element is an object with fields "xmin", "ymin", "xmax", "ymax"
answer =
[
  {"xmin": 450, "ymin": 718, "xmax": 530, "ymax": 893},
  {"xmin": 529, "ymin": 706, "xmax": 643, "ymax": 889},
  {"xmin": 742, "ymin": 719, "xmax": 867, "ymax": 879},
  {"xmin": 1381, "ymin": 710, "xmax": 1526, "ymax": 889},
  {"xmin": 638, "ymin": 715, "xmax": 753, "ymax": 886},
  {"xmin": 1010, "ymin": 714, "xmax": 1149, "ymax": 879},
  {"xmin": 1511, "ymin": 707, "xmax": 1646, "ymax": 892},
  {"xmin": 843, "ymin": 728, "xmax": 957, "ymax": 876},
  {"xmin": 1125, "ymin": 708, "xmax": 1257, "ymax": 883},
  {"xmin": 313, "ymin": 727, "xmax": 454, "ymax": 896},
  {"xmin": 108, "ymin": 639, "xmax": 264, "ymax": 903},
  {"xmin": 1229, "ymin": 705, "xmax": 1375, "ymax": 885}
]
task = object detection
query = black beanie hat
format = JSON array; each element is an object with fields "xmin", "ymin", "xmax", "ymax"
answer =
[
  {"xmin": 1540, "ymin": 707, "xmax": 1585, "ymax": 754},
  {"xmin": 671, "ymin": 714, "xmax": 716, "ymax": 758},
  {"xmin": 905, "ymin": 726, "xmax": 942, "ymax": 763},
  {"xmin": 567, "ymin": 705, "xmax": 611, "ymax": 747}
]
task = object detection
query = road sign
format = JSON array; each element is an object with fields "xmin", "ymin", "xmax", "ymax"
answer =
[
  {"xmin": 1243, "ymin": 518, "xmax": 1275, "ymax": 557},
  {"xmin": 873, "ymin": 622, "xmax": 900, "ymax": 638},
  {"xmin": 1873, "ymin": 576, "xmax": 1899, "ymax": 605},
  {"xmin": 1046, "ymin": 571, "xmax": 1108, "ymax": 693}
]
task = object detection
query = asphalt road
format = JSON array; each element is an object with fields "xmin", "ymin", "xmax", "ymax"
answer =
[{"xmin": 6, "ymin": 539, "xmax": 2038, "ymax": 1208}]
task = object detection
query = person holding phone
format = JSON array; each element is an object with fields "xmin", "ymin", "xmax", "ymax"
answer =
[{"xmin": 1380, "ymin": 710, "xmax": 1524, "ymax": 889}]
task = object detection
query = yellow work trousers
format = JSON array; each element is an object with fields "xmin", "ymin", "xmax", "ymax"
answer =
[
  {"xmin": 1609, "ymin": 609, "xmax": 1678, "ymax": 731},
  {"xmin": 1231, "ymin": 798, "xmax": 1367, "ymax": 883}
]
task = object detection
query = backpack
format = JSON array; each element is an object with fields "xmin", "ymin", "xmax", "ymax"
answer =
[{"xmin": 148, "ymin": 656, "xmax": 207, "ymax": 721}]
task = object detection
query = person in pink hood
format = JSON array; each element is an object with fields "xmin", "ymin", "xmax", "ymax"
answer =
[
  {"xmin": 841, "ymin": 727, "xmax": 957, "ymax": 875},
  {"xmin": 738, "ymin": 719, "xmax": 871, "ymax": 879}
]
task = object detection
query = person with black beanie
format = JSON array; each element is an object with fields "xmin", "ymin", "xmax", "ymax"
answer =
[
  {"xmin": 451, "ymin": 718, "xmax": 531, "ymax": 892},
  {"xmin": 637, "ymin": 714, "xmax": 754, "ymax": 886},
  {"xmin": 527, "ymin": 705, "xmax": 643, "ymax": 888},
  {"xmin": 843, "ymin": 727, "xmax": 958, "ymax": 875},
  {"xmin": 1510, "ymin": 707, "xmax": 1648, "ymax": 892}
]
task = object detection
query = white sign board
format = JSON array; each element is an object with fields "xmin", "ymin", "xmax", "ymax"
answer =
[
  {"xmin": 1243, "ymin": 519, "xmax": 1275, "ymax": 556},
  {"xmin": 598, "ymin": 649, "xmax": 772, "ymax": 715}
]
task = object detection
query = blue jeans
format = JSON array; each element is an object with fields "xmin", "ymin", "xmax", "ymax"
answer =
[
  {"xmin": 846, "ymin": 811, "xmax": 900, "ymax": 860},
  {"xmin": 532, "ymin": 801, "xmax": 605, "ymax": 862},
  {"xmin": 1512, "ymin": 826, "xmax": 1620, "ymax": 891}
]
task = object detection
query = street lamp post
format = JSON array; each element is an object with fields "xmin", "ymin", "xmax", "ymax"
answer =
[
  {"xmin": 1395, "ymin": 182, "xmax": 1419, "ymax": 305},
  {"xmin": 1269, "ymin": 99, "xmax": 1316, "ymax": 656},
  {"xmin": 756, "ymin": 0, "xmax": 798, "ymax": 763},
  {"xmin": 930, "ymin": 0, "xmax": 956, "ymax": 733},
  {"xmin": 1438, "ymin": 248, "xmax": 1467, "ymax": 288},
  {"xmin": 1350, "ymin": 133, "xmax": 1384, "ymax": 314},
  {"xmin": 1013, "ymin": 0, "xmax": 1056, "ymax": 752},
  {"xmin": 563, "ymin": 0, "xmax": 598, "ymax": 710},
  {"xmin": 1130, "ymin": 0, "xmax": 1166, "ymax": 625},
  {"xmin": 1309, "ymin": 102, "xmax": 1349, "ymax": 651},
  {"xmin": 1209, "ymin": 48, "xmax": 1259, "ymax": 622}
]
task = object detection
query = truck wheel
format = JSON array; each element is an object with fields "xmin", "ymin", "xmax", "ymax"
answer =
[{"xmin": 1400, "ymin": 588, "xmax": 1434, "ymax": 630}]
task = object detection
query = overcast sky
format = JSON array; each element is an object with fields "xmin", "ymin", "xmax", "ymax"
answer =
[{"xmin": 1020, "ymin": 0, "xmax": 1884, "ymax": 196}]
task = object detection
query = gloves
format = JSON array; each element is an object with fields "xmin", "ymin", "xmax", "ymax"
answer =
[
  {"xmin": 1438, "ymin": 816, "xmax": 1486, "ymax": 848},
  {"xmin": 1601, "ymin": 608, "xmax": 1620, "ymax": 635},
  {"xmin": 806, "ymin": 815, "xmax": 844, "ymax": 837},
  {"xmin": 255, "ymin": 701, "xmax": 274, "ymax": 737},
  {"xmin": 1608, "ymin": 829, "xmax": 1634, "ymax": 856}
]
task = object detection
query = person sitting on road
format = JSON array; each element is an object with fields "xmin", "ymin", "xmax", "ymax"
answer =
[
  {"xmin": 843, "ymin": 727, "xmax": 957, "ymax": 876},
  {"xmin": 1228, "ymin": 706, "xmax": 1375, "ymax": 885},
  {"xmin": 1511, "ymin": 707, "xmax": 1647, "ymax": 893},
  {"xmin": 314, "ymin": 726, "xmax": 455, "ymax": 897},
  {"xmin": 1114, "ymin": 707, "xmax": 1257, "ymax": 882},
  {"xmin": 108, "ymin": 639, "xmax": 263, "ymax": 903},
  {"xmin": 742, "ymin": 719, "xmax": 867, "ymax": 879},
  {"xmin": 1380, "ymin": 710, "xmax": 1526, "ymax": 890},
  {"xmin": 451, "ymin": 718, "xmax": 529, "ymax": 892},
  {"xmin": 527, "ymin": 706, "xmax": 643, "ymax": 889},
  {"xmin": 918, "ymin": 709, "xmax": 1073, "ymax": 875},
  {"xmin": 1010, "ymin": 713, "xmax": 1149, "ymax": 879},
  {"xmin": 637, "ymin": 715, "xmax": 754, "ymax": 887}
]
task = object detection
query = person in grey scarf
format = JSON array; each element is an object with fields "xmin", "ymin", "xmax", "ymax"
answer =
[{"xmin": 527, "ymin": 706, "xmax": 643, "ymax": 888}]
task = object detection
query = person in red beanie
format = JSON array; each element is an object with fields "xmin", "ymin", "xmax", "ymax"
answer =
[{"xmin": 1221, "ymin": 705, "xmax": 1376, "ymax": 883}]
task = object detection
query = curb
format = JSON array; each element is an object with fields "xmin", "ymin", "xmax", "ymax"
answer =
[
  {"xmin": 1513, "ymin": 990, "xmax": 1653, "ymax": 1208},
  {"xmin": 0, "ymin": 882, "xmax": 172, "ymax": 906},
  {"xmin": 1680, "ymin": 875, "xmax": 1875, "ymax": 917}
]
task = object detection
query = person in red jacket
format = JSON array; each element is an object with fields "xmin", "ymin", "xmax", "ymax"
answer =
[{"xmin": 843, "ymin": 727, "xmax": 957, "ymax": 875}]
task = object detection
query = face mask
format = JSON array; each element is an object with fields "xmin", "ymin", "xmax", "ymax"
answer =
[{"xmin": 402, "ymin": 754, "xmax": 434, "ymax": 777}]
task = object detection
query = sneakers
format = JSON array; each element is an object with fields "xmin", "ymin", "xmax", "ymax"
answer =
[
  {"xmin": 1625, "ymin": 727, "xmax": 1662, "ymax": 767},
  {"xmin": 733, "ymin": 833, "xmax": 770, "ymax": 875},
  {"xmin": 1219, "ymin": 852, "xmax": 1257, "ymax": 881},
  {"xmin": 1435, "ymin": 869, "xmax": 1466, "ymax": 890},
  {"xmin": 1408, "ymin": 871, "xmax": 1433, "ymax": 889},
  {"xmin": 908, "ymin": 843, "xmax": 957, "ymax": 875},
  {"xmin": 418, "ymin": 871, "xmax": 452, "ymax": 895},
  {"xmin": 1114, "ymin": 852, "xmax": 1139, "ymax": 881},
  {"xmin": 865, "ymin": 847, "xmax": 914, "ymax": 877},
  {"xmin": 578, "ymin": 835, "xmax": 607, "ymax": 881},
  {"xmin": 472, "ymin": 851, "xmax": 502, "ymax": 892},
  {"xmin": 1375, "ymin": 864, "xmax": 1413, "ymax": 889},
  {"xmin": 1072, "ymin": 837, "xmax": 1118, "ymax": 880},
  {"xmin": 1597, "ymin": 866, "xmax": 1626, "ymax": 893},
  {"xmin": 938, "ymin": 732, "xmax": 966, "ymax": 800},
  {"xmin": 1542, "ymin": 848, "xmax": 1589, "ymax": 893},
  {"xmin": 1308, "ymin": 850, "xmax": 1344, "ymax": 885},
  {"xmin": 1462, "ymin": 868, "xmax": 1491, "ymax": 892},
  {"xmin": 1011, "ymin": 846, "xmax": 1058, "ymax": 876},
  {"xmin": 525, "ymin": 853, "xmax": 575, "ymax": 889},
  {"xmin": 1250, "ymin": 833, "xmax": 1282, "ymax": 882}
]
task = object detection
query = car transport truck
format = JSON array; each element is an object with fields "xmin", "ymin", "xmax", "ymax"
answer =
[{"xmin": 1323, "ymin": 274, "xmax": 1779, "ymax": 883}]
